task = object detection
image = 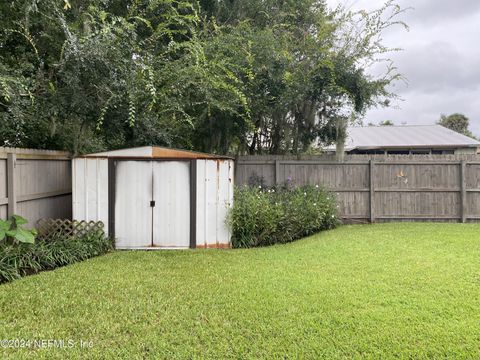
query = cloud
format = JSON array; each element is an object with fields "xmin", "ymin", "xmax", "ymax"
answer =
[
  {"xmin": 328, "ymin": 0, "xmax": 480, "ymax": 22},
  {"xmin": 326, "ymin": 0, "xmax": 480, "ymax": 136},
  {"xmin": 366, "ymin": 88, "xmax": 480, "ymax": 135},
  {"xmin": 391, "ymin": 41, "xmax": 480, "ymax": 93},
  {"xmin": 408, "ymin": 0, "xmax": 480, "ymax": 24}
]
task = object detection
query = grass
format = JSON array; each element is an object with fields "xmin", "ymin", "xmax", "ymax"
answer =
[{"xmin": 1, "ymin": 223, "xmax": 479, "ymax": 359}]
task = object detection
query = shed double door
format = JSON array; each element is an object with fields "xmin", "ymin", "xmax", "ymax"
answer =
[{"xmin": 115, "ymin": 161, "xmax": 190, "ymax": 248}]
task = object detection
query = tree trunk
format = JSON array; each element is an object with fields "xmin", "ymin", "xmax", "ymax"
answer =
[
  {"xmin": 335, "ymin": 117, "xmax": 348, "ymax": 162},
  {"xmin": 249, "ymin": 131, "xmax": 258, "ymax": 154},
  {"xmin": 270, "ymin": 112, "xmax": 284, "ymax": 154}
]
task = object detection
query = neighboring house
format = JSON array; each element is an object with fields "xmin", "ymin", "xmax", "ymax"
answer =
[{"xmin": 324, "ymin": 125, "xmax": 480, "ymax": 155}]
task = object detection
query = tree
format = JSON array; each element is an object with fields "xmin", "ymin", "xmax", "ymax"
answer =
[
  {"xmin": 438, "ymin": 113, "xmax": 476, "ymax": 139},
  {"xmin": 367, "ymin": 120, "xmax": 393, "ymax": 126},
  {"xmin": 0, "ymin": 0, "xmax": 407, "ymax": 156},
  {"xmin": 195, "ymin": 0, "xmax": 407, "ymax": 155},
  {"xmin": 379, "ymin": 120, "xmax": 394, "ymax": 126},
  {"xmin": 0, "ymin": 0, "xmax": 248, "ymax": 154}
]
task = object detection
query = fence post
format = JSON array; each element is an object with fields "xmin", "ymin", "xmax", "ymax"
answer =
[
  {"xmin": 369, "ymin": 160, "xmax": 375, "ymax": 223},
  {"xmin": 275, "ymin": 160, "xmax": 280, "ymax": 186},
  {"xmin": 460, "ymin": 160, "xmax": 467, "ymax": 223},
  {"xmin": 7, "ymin": 153, "xmax": 17, "ymax": 217}
]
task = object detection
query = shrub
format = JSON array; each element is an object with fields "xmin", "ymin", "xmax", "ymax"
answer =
[
  {"xmin": 0, "ymin": 228, "xmax": 113, "ymax": 284},
  {"xmin": 0, "ymin": 215, "xmax": 37, "ymax": 244},
  {"xmin": 228, "ymin": 185, "xmax": 340, "ymax": 248}
]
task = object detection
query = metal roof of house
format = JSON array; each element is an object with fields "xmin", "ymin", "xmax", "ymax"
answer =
[
  {"xmin": 76, "ymin": 146, "xmax": 233, "ymax": 160},
  {"xmin": 325, "ymin": 125, "xmax": 480, "ymax": 151}
]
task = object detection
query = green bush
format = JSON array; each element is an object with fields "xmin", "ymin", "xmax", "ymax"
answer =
[
  {"xmin": 0, "ymin": 230, "xmax": 113, "ymax": 284},
  {"xmin": 0, "ymin": 215, "xmax": 37, "ymax": 244},
  {"xmin": 229, "ymin": 185, "xmax": 341, "ymax": 248}
]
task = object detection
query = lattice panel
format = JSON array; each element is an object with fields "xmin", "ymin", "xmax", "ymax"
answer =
[{"xmin": 36, "ymin": 218, "xmax": 105, "ymax": 241}]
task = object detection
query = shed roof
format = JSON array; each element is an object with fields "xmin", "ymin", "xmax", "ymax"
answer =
[
  {"xmin": 325, "ymin": 125, "xmax": 480, "ymax": 151},
  {"xmin": 77, "ymin": 146, "xmax": 233, "ymax": 160}
]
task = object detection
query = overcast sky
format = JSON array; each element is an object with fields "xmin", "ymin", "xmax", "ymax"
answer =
[{"xmin": 326, "ymin": 0, "xmax": 480, "ymax": 136}]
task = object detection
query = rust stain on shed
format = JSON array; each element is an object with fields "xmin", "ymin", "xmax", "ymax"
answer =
[
  {"xmin": 77, "ymin": 146, "xmax": 233, "ymax": 160},
  {"xmin": 196, "ymin": 243, "xmax": 231, "ymax": 249}
]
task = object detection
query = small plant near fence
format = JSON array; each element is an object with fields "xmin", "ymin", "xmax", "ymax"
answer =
[
  {"xmin": 228, "ymin": 184, "xmax": 340, "ymax": 248},
  {"xmin": 0, "ymin": 218, "xmax": 113, "ymax": 284},
  {"xmin": 0, "ymin": 215, "xmax": 37, "ymax": 245}
]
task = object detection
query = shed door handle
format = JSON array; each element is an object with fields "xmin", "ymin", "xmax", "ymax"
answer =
[{"xmin": 150, "ymin": 200, "xmax": 156, "ymax": 207}]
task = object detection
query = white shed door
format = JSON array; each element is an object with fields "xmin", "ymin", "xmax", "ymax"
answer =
[
  {"xmin": 115, "ymin": 161, "xmax": 153, "ymax": 248},
  {"xmin": 152, "ymin": 161, "xmax": 190, "ymax": 247}
]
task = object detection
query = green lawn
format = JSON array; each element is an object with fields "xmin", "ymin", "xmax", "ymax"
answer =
[{"xmin": 1, "ymin": 223, "xmax": 480, "ymax": 359}]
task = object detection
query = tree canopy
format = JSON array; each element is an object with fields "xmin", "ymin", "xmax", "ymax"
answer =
[
  {"xmin": 438, "ymin": 113, "xmax": 477, "ymax": 140},
  {"xmin": 0, "ymin": 0, "xmax": 406, "ymax": 155}
]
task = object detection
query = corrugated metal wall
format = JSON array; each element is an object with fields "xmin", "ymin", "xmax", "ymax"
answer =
[
  {"xmin": 114, "ymin": 160, "xmax": 192, "ymax": 248},
  {"xmin": 196, "ymin": 159, "xmax": 234, "ymax": 248},
  {"xmin": 114, "ymin": 161, "xmax": 152, "ymax": 248},
  {"xmin": 72, "ymin": 158, "xmax": 109, "ymax": 233},
  {"xmin": 72, "ymin": 157, "xmax": 234, "ymax": 248},
  {"xmin": 152, "ymin": 161, "xmax": 191, "ymax": 247}
]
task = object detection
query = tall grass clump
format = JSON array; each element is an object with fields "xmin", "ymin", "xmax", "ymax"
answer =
[
  {"xmin": 229, "ymin": 184, "xmax": 340, "ymax": 248},
  {"xmin": 0, "ymin": 230, "xmax": 113, "ymax": 284}
]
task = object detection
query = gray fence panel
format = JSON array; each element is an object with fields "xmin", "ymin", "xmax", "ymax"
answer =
[
  {"xmin": 0, "ymin": 158, "xmax": 6, "ymax": 219},
  {"xmin": 236, "ymin": 154, "xmax": 480, "ymax": 223},
  {"xmin": 0, "ymin": 147, "xmax": 72, "ymax": 226}
]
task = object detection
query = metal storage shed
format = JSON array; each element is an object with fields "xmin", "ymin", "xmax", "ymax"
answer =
[{"xmin": 72, "ymin": 146, "xmax": 234, "ymax": 249}]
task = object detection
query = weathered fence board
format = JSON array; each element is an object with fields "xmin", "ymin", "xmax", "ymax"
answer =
[
  {"xmin": 236, "ymin": 154, "xmax": 480, "ymax": 223},
  {"xmin": 0, "ymin": 158, "xmax": 7, "ymax": 218},
  {"xmin": 0, "ymin": 147, "xmax": 72, "ymax": 225}
]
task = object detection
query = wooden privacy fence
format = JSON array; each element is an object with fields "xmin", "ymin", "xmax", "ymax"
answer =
[
  {"xmin": 0, "ymin": 147, "xmax": 72, "ymax": 225},
  {"xmin": 236, "ymin": 154, "xmax": 480, "ymax": 223}
]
